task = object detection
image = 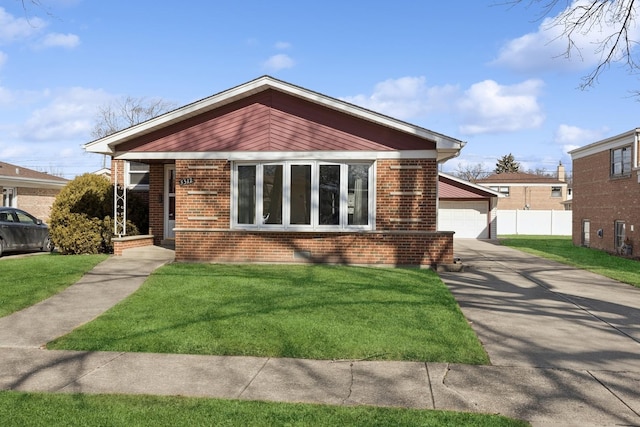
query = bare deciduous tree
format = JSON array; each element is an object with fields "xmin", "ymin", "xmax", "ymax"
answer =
[
  {"xmin": 506, "ymin": 0, "xmax": 638, "ymax": 89},
  {"xmin": 453, "ymin": 163, "xmax": 490, "ymax": 183},
  {"xmin": 91, "ymin": 96, "xmax": 176, "ymax": 139}
]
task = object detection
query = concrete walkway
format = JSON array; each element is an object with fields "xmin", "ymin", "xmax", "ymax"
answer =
[{"xmin": 0, "ymin": 242, "xmax": 639, "ymax": 426}]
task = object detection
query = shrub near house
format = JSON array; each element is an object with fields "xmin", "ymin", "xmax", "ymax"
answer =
[{"xmin": 49, "ymin": 174, "xmax": 141, "ymax": 254}]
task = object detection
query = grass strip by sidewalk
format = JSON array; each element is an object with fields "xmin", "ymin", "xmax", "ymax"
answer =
[
  {"xmin": 500, "ymin": 236, "xmax": 640, "ymax": 288},
  {"xmin": 0, "ymin": 391, "xmax": 529, "ymax": 427},
  {"xmin": 49, "ymin": 264, "xmax": 489, "ymax": 364},
  {"xmin": 0, "ymin": 254, "xmax": 108, "ymax": 317}
]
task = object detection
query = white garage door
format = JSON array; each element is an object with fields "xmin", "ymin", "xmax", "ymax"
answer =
[{"xmin": 438, "ymin": 200, "xmax": 489, "ymax": 239}]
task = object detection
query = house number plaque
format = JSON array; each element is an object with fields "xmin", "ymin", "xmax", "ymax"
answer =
[{"xmin": 180, "ymin": 177, "xmax": 194, "ymax": 186}]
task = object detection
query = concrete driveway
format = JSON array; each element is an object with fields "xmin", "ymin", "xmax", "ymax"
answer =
[{"xmin": 439, "ymin": 239, "xmax": 640, "ymax": 371}]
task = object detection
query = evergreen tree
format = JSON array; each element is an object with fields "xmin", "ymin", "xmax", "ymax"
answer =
[{"xmin": 495, "ymin": 153, "xmax": 520, "ymax": 174}]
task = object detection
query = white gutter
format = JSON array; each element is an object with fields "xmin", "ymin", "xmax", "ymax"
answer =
[{"xmin": 0, "ymin": 176, "xmax": 68, "ymax": 189}]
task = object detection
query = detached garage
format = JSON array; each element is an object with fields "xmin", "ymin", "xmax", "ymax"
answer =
[{"xmin": 438, "ymin": 173, "xmax": 500, "ymax": 239}]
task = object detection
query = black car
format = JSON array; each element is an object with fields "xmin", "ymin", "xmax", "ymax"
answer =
[{"xmin": 0, "ymin": 207, "xmax": 54, "ymax": 256}]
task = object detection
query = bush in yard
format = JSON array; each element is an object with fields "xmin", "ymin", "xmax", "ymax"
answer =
[{"xmin": 49, "ymin": 174, "xmax": 140, "ymax": 254}]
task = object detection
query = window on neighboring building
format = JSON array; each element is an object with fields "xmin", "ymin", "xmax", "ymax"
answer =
[
  {"xmin": 233, "ymin": 161, "xmax": 373, "ymax": 230},
  {"xmin": 582, "ymin": 219, "xmax": 590, "ymax": 247},
  {"xmin": 2, "ymin": 188, "xmax": 16, "ymax": 207},
  {"xmin": 126, "ymin": 161, "xmax": 150, "ymax": 190},
  {"xmin": 489, "ymin": 186, "xmax": 510, "ymax": 197},
  {"xmin": 611, "ymin": 146, "xmax": 632, "ymax": 177},
  {"xmin": 551, "ymin": 186, "xmax": 562, "ymax": 197},
  {"xmin": 615, "ymin": 221, "xmax": 626, "ymax": 250}
]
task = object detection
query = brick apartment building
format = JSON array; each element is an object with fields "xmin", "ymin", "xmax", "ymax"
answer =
[
  {"xmin": 570, "ymin": 129, "xmax": 640, "ymax": 255},
  {"xmin": 85, "ymin": 76, "xmax": 465, "ymax": 266}
]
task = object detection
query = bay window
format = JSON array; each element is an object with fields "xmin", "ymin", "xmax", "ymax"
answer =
[{"xmin": 233, "ymin": 161, "xmax": 373, "ymax": 230}]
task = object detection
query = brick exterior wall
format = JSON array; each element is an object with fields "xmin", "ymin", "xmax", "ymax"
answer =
[
  {"xmin": 160, "ymin": 158, "xmax": 453, "ymax": 266},
  {"xmin": 12, "ymin": 187, "xmax": 60, "ymax": 222},
  {"xmin": 112, "ymin": 235, "xmax": 155, "ymax": 256},
  {"xmin": 496, "ymin": 185, "xmax": 567, "ymax": 210},
  {"xmin": 175, "ymin": 230, "xmax": 453, "ymax": 266},
  {"xmin": 148, "ymin": 163, "xmax": 165, "ymax": 245},
  {"xmin": 121, "ymin": 158, "xmax": 453, "ymax": 265},
  {"xmin": 376, "ymin": 159, "xmax": 437, "ymax": 230},
  {"xmin": 572, "ymin": 150, "xmax": 640, "ymax": 255}
]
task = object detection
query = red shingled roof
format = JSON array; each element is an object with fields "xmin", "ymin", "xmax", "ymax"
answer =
[{"xmin": 439, "ymin": 174, "xmax": 497, "ymax": 199}]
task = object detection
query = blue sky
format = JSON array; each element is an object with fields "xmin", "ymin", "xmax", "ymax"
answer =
[{"xmin": 1, "ymin": 0, "xmax": 639, "ymax": 179}]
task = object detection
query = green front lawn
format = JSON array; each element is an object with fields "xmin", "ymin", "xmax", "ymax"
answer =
[
  {"xmin": 0, "ymin": 391, "xmax": 528, "ymax": 427},
  {"xmin": 0, "ymin": 254, "xmax": 108, "ymax": 317},
  {"xmin": 48, "ymin": 264, "xmax": 488, "ymax": 364},
  {"xmin": 500, "ymin": 236, "xmax": 640, "ymax": 288}
]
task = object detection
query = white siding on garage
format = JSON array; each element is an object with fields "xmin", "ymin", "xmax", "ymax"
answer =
[{"xmin": 439, "ymin": 200, "xmax": 489, "ymax": 238}]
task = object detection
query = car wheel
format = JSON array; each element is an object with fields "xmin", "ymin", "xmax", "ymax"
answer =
[
  {"xmin": 0, "ymin": 239, "xmax": 4, "ymax": 257},
  {"xmin": 42, "ymin": 235, "xmax": 54, "ymax": 253}
]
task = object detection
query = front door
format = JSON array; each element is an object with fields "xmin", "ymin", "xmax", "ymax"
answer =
[{"xmin": 164, "ymin": 165, "xmax": 176, "ymax": 240}]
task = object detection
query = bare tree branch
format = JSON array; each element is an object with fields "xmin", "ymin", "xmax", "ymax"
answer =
[
  {"xmin": 453, "ymin": 163, "xmax": 490, "ymax": 183},
  {"xmin": 505, "ymin": 0, "xmax": 639, "ymax": 89},
  {"xmin": 91, "ymin": 96, "xmax": 176, "ymax": 139}
]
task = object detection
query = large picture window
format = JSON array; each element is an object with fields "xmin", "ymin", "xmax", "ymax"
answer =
[{"xmin": 233, "ymin": 161, "xmax": 373, "ymax": 230}]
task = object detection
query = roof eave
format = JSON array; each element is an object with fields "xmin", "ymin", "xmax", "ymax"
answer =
[
  {"xmin": 0, "ymin": 176, "xmax": 68, "ymax": 189},
  {"xmin": 439, "ymin": 172, "xmax": 502, "ymax": 197}
]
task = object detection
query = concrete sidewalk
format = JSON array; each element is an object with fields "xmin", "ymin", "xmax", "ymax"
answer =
[{"xmin": 0, "ymin": 243, "xmax": 639, "ymax": 426}]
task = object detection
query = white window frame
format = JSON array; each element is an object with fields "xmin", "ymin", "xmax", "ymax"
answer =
[
  {"xmin": 489, "ymin": 186, "xmax": 510, "ymax": 197},
  {"xmin": 551, "ymin": 186, "xmax": 562, "ymax": 197},
  {"xmin": 2, "ymin": 187, "xmax": 17, "ymax": 207},
  {"xmin": 615, "ymin": 220, "xmax": 625, "ymax": 249},
  {"xmin": 125, "ymin": 161, "xmax": 150, "ymax": 190},
  {"xmin": 231, "ymin": 160, "xmax": 375, "ymax": 231}
]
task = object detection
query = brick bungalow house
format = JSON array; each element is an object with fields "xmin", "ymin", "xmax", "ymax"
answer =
[
  {"xmin": 476, "ymin": 163, "xmax": 569, "ymax": 211},
  {"xmin": 84, "ymin": 76, "xmax": 465, "ymax": 266},
  {"xmin": 570, "ymin": 128, "xmax": 640, "ymax": 255},
  {"xmin": 0, "ymin": 161, "xmax": 68, "ymax": 221}
]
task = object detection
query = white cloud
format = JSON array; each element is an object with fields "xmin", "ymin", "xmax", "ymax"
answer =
[
  {"xmin": 342, "ymin": 76, "xmax": 545, "ymax": 135},
  {"xmin": 274, "ymin": 41, "xmax": 291, "ymax": 50},
  {"xmin": 492, "ymin": 0, "xmax": 640, "ymax": 73},
  {"xmin": 554, "ymin": 124, "xmax": 608, "ymax": 154},
  {"xmin": 457, "ymin": 79, "xmax": 545, "ymax": 135},
  {"xmin": 19, "ymin": 87, "xmax": 112, "ymax": 141},
  {"xmin": 341, "ymin": 76, "xmax": 458, "ymax": 120},
  {"xmin": 0, "ymin": 85, "xmax": 14, "ymax": 105},
  {"xmin": 0, "ymin": 7, "xmax": 47, "ymax": 43},
  {"xmin": 0, "ymin": 142, "xmax": 30, "ymax": 159},
  {"xmin": 262, "ymin": 53, "xmax": 295, "ymax": 71},
  {"xmin": 40, "ymin": 32, "xmax": 80, "ymax": 49}
]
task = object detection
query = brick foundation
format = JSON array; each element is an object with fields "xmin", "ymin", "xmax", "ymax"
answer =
[
  {"xmin": 113, "ymin": 235, "xmax": 155, "ymax": 256},
  {"xmin": 175, "ymin": 230, "xmax": 453, "ymax": 266}
]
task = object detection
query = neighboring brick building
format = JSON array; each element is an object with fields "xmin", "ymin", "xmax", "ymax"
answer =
[
  {"xmin": 84, "ymin": 76, "xmax": 465, "ymax": 266},
  {"xmin": 476, "ymin": 163, "xmax": 569, "ymax": 211},
  {"xmin": 570, "ymin": 129, "xmax": 640, "ymax": 255},
  {"xmin": 0, "ymin": 161, "xmax": 68, "ymax": 221}
]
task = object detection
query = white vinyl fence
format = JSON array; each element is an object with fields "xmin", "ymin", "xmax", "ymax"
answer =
[{"xmin": 497, "ymin": 210, "xmax": 572, "ymax": 236}]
